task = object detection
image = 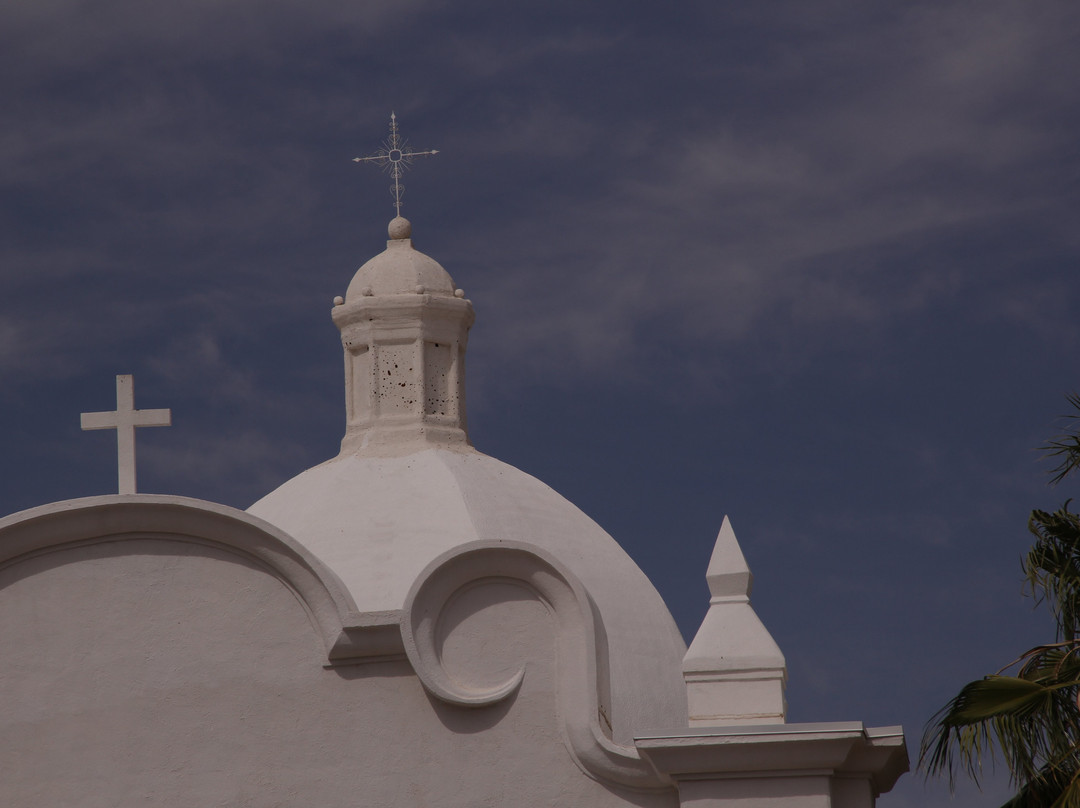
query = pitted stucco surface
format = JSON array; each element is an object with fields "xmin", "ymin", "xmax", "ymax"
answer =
[{"xmin": 0, "ymin": 537, "xmax": 674, "ymax": 807}]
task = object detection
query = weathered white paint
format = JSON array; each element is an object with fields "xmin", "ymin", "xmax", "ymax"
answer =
[
  {"xmin": 330, "ymin": 219, "xmax": 473, "ymax": 455},
  {"xmin": 683, "ymin": 516, "xmax": 788, "ymax": 725},
  {"xmin": 80, "ymin": 374, "xmax": 171, "ymax": 494}
]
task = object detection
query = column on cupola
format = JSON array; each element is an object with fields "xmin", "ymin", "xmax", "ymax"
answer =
[
  {"xmin": 682, "ymin": 516, "xmax": 788, "ymax": 725},
  {"xmin": 330, "ymin": 216, "xmax": 475, "ymax": 455}
]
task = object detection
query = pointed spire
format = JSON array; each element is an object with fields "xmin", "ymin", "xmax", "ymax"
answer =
[
  {"xmin": 706, "ymin": 515, "xmax": 752, "ymax": 598},
  {"xmin": 683, "ymin": 516, "xmax": 787, "ymax": 726}
]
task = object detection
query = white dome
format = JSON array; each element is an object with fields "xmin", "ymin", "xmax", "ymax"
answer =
[
  {"xmin": 248, "ymin": 447, "xmax": 689, "ymax": 742},
  {"xmin": 345, "ymin": 235, "xmax": 456, "ymax": 300},
  {"xmin": 254, "ymin": 216, "xmax": 688, "ymax": 741}
]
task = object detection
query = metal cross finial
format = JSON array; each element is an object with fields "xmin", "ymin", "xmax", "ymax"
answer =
[
  {"xmin": 353, "ymin": 112, "xmax": 439, "ymax": 217},
  {"xmin": 80, "ymin": 374, "xmax": 171, "ymax": 494}
]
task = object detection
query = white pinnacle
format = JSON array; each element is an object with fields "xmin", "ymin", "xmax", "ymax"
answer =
[
  {"xmin": 683, "ymin": 515, "xmax": 787, "ymax": 725},
  {"xmin": 80, "ymin": 374, "xmax": 171, "ymax": 494},
  {"xmin": 706, "ymin": 514, "xmax": 753, "ymax": 598}
]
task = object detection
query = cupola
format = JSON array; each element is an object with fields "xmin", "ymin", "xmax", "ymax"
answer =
[{"xmin": 331, "ymin": 216, "xmax": 474, "ymax": 455}]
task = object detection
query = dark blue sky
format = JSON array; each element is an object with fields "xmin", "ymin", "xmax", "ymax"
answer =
[{"xmin": 2, "ymin": 2, "xmax": 1079, "ymax": 804}]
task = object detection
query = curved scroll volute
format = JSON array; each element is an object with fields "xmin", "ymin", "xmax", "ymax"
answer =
[{"xmin": 401, "ymin": 540, "xmax": 669, "ymax": 790}]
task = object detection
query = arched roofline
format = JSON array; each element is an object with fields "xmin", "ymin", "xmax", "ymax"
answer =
[
  {"xmin": 0, "ymin": 496, "xmax": 671, "ymax": 789},
  {"xmin": 0, "ymin": 495, "xmax": 401, "ymax": 662}
]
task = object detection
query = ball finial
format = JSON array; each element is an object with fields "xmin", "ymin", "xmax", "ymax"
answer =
[{"xmin": 388, "ymin": 216, "xmax": 412, "ymax": 240}]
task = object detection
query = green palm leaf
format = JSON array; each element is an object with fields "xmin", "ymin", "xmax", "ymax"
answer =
[
  {"xmin": 921, "ymin": 394, "xmax": 1080, "ymax": 804},
  {"xmin": 944, "ymin": 676, "xmax": 1054, "ymax": 723},
  {"xmin": 1043, "ymin": 393, "xmax": 1080, "ymax": 485}
]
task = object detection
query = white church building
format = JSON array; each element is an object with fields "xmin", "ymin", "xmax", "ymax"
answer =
[{"xmin": 0, "ymin": 208, "xmax": 907, "ymax": 806}]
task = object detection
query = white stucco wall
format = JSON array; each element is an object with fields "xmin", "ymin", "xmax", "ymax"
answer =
[{"xmin": 0, "ymin": 501, "xmax": 676, "ymax": 807}]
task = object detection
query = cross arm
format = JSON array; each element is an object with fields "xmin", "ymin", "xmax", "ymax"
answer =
[
  {"xmin": 132, "ymin": 408, "xmax": 172, "ymax": 427},
  {"xmin": 81, "ymin": 411, "xmax": 119, "ymax": 430}
]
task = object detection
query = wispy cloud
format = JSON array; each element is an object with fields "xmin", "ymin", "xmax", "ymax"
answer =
[{"xmin": 433, "ymin": 3, "xmax": 1079, "ymax": 390}]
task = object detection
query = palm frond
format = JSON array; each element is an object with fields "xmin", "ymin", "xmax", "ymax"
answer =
[
  {"xmin": 921, "ymin": 673, "xmax": 1080, "ymax": 788},
  {"xmin": 1042, "ymin": 392, "xmax": 1080, "ymax": 486},
  {"xmin": 1052, "ymin": 771, "xmax": 1080, "ymax": 808},
  {"xmin": 998, "ymin": 752, "xmax": 1080, "ymax": 808},
  {"xmin": 1017, "ymin": 645, "xmax": 1080, "ymax": 684},
  {"xmin": 1027, "ymin": 503, "xmax": 1080, "ymax": 641},
  {"xmin": 922, "ymin": 394, "xmax": 1080, "ymax": 805}
]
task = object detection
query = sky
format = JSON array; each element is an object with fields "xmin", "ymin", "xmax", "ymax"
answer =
[{"xmin": 2, "ymin": 1, "xmax": 1079, "ymax": 804}]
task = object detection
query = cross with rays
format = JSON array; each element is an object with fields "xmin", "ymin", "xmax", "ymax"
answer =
[
  {"xmin": 80, "ymin": 374, "xmax": 171, "ymax": 495},
  {"xmin": 353, "ymin": 112, "xmax": 439, "ymax": 217}
]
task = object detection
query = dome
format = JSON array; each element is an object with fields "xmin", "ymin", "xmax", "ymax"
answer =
[
  {"xmin": 344, "ymin": 218, "xmax": 457, "ymax": 300},
  {"xmin": 248, "ymin": 447, "xmax": 689, "ymax": 743},
  {"xmin": 250, "ymin": 215, "xmax": 688, "ymax": 743}
]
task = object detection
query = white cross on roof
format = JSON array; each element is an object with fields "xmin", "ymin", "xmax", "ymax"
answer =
[{"xmin": 80, "ymin": 374, "xmax": 171, "ymax": 494}]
